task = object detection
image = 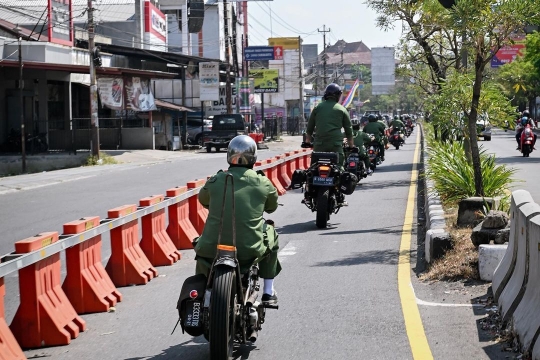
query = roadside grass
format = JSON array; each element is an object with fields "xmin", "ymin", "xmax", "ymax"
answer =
[
  {"xmin": 85, "ymin": 152, "xmax": 119, "ymax": 166},
  {"xmin": 421, "ymin": 209, "xmax": 479, "ymax": 281}
]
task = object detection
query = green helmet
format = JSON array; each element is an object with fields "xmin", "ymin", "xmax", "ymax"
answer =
[{"xmin": 394, "ymin": 115, "xmax": 399, "ymax": 120}]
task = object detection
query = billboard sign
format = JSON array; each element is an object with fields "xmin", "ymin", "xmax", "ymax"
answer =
[
  {"xmin": 244, "ymin": 46, "xmax": 284, "ymax": 61},
  {"xmin": 144, "ymin": 1, "xmax": 167, "ymax": 50},
  {"xmin": 48, "ymin": 0, "xmax": 73, "ymax": 45},
  {"xmin": 249, "ymin": 69, "xmax": 279, "ymax": 93},
  {"xmin": 97, "ymin": 77, "xmax": 124, "ymax": 110},
  {"xmin": 268, "ymin": 37, "xmax": 300, "ymax": 50},
  {"xmin": 371, "ymin": 47, "xmax": 395, "ymax": 95},
  {"xmin": 491, "ymin": 35, "xmax": 526, "ymax": 68},
  {"xmin": 125, "ymin": 77, "xmax": 156, "ymax": 112},
  {"xmin": 199, "ymin": 62, "xmax": 220, "ymax": 101}
]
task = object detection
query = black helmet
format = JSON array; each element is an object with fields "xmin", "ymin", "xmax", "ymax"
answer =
[
  {"xmin": 523, "ymin": 110, "xmax": 530, "ymax": 118},
  {"xmin": 323, "ymin": 83, "xmax": 342, "ymax": 101},
  {"xmin": 394, "ymin": 115, "xmax": 399, "ymax": 120},
  {"xmin": 368, "ymin": 114, "xmax": 377, "ymax": 122}
]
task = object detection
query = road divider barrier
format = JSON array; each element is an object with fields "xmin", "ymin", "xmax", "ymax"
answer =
[
  {"xmin": 106, "ymin": 204, "xmax": 158, "ymax": 286},
  {"xmin": 140, "ymin": 195, "xmax": 182, "ymax": 266},
  {"xmin": 187, "ymin": 179, "xmax": 209, "ymax": 234},
  {"xmin": 492, "ymin": 190, "xmax": 540, "ymax": 356},
  {"xmin": 0, "ymin": 149, "xmax": 312, "ymax": 354},
  {"xmin": 62, "ymin": 217, "xmax": 123, "ymax": 314},
  {"xmin": 166, "ymin": 187, "xmax": 199, "ymax": 249},
  {"xmin": 10, "ymin": 232, "xmax": 86, "ymax": 348},
  {"xmin": 0, "ymin": 275, "xmax": 24, "ymax": 359}
]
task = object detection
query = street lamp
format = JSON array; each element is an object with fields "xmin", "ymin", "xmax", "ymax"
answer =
[{"xmin": 14, "ymin": 25, "xmax": 26, "ymax": 173}]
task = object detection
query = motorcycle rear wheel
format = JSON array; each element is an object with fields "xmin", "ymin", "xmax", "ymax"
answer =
[
  {"xmin": 316, "ymin": 188, "xmax": 329, "ymax": 229},
  {"xmin": 210, "ymin": 266, "xmax": 237, "ymax": 360}
]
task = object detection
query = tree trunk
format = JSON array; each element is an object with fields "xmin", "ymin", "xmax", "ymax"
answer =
[{"xmin": 468, "ymin": 44, "xmax": 486, "ymax": 197}]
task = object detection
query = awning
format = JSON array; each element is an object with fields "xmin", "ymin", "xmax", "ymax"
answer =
[{"xmin": 154, "ymin": 99, "xmax": 195, "ymax": 112}]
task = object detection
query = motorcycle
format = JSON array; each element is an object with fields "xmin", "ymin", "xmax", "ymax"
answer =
[
  {"xmin": 175, "ymin": 174, "xmax": 277, "ymax": 359},
  {"xmin": 389, "ymin": 130, "xmax": 405, "ymax": 150},
  {"xmin": 291, "ymin": 143, "xmax": 358, "ymax": 228},
  {"xmin": 367, "ymin": 140, "xmax": 382, "ymax": 170},
  {"xmin": 520, "ymin": 125, "xmax": 535, "ymax": 157}
]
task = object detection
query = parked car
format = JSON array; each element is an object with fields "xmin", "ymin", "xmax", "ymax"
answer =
[
  {"xmin": 476, "ymin": 114, "xmax": 492, "ymax": 141},
  {"xmin": 175, "ymin": 117, "xmax": 213, "ymax": 146}
]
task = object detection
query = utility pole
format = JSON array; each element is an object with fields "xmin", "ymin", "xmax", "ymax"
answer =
[
  {"xmin": 298, "ymin": 36, "xmax": 304, "ymax": 121},
  {"xmin": 223, "ymin": 0, "xmax": 232, "ymax": 113},
  {"xmin": 318, "ymin": 25, "xmax": 330, "ymax": 85},
  {"xmin": 17, "ymin": 32, "xmax": 26, "ymax": 173},
  {"xmin": 88, "ymin": 0, "xmax": 100, "ymax": 158}
]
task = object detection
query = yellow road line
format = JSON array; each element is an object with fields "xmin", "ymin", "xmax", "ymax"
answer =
[{"xmin": 398, "ymin": 132, "xmax": 433, "ymax": 359}]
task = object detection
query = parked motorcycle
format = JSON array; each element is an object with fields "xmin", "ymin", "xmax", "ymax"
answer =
[
  {"xmin": 520, "ymin": 125, "xmax": 535, "ymax": 157},
  {"xmin": 176, "ymin": 174, "xmax": 277, "ymax": 359},
  {"xmin": 290, "ymin": 143, "xmax": 358, "ymax": 228},
  {"xmin": 389, "ymin": 130, "xmax": 405, "ymax": 150}
]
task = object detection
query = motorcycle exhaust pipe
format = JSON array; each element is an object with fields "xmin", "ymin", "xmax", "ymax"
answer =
[{"xmin": 249, "ymin": 329, "xmax": 258, "ymax": 343}]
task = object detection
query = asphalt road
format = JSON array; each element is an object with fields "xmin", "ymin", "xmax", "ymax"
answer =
[
  {"xmin": 480, "ymin": 128, "xmax": 540, "ymax": 203},
  {"xmin": 1, "ymin": 131, "xmax": 513, "ymax": 359}
]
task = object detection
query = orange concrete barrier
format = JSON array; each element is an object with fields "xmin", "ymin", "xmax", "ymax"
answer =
[
  {"xmin": 0, "ymin": 276, "xmax": 25, "ymax": 359},
  {"xmin": 10, "ymin": 232, "xmax": 86, "ymax": 348},
  {"xmin": 106, "ymin": 205, "xmax": 158, "ymax": 286},
  {"xmin": 293, "ymin": 150, "xmax": 302, "ymax": 170},
  {"xmin": 166, "ymin": 186, "xmax": 199, "ymax": 249},
  {"xmin": 275, "ymin": 155, "xmax": 291, "ymax": 189},
  {"xmin": 62, "ymin": 217, "xmax": 122, "ymax": 314},
  {"xmin": 140, "ymin": 195, "xmax": 181, "ymax": 266},
  {"xmin": 285, "ymin": 152, "xmax": 297, "ymax": 177},
  {"xmin": 187, "ymin": 179, "xmax": 209, "ymax": 234},
  {"xmin": 262, "ymin": 158, "xmax": 286, "ymax": 195}
]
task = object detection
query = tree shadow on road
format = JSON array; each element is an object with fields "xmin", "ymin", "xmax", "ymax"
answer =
[
  {"xmin": 357, "ymin": 179, "xmax": 411, "ymax": 191},
  {"xmin": 319, "ymin": 225, "xmax": 404, "ymax": 236},
  {"xmin": 494, "ymin": 156, "xmax": 540, "ymax": 165},
  {"xmin": 371, "ymin": 163, "xmax": 413, "ymax": 173},
  {"xmin": 311, "ymin": 249, "xmax": 398, "ymax": 267}
]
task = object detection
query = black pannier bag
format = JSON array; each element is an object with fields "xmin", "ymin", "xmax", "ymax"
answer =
[
  {"xmin": 339, "ymin": 172, "xmax": 358, "ymax": 195},
  {"xmin": 289, "ymin": 169, "xmax": 306, "ymax": 189},
  {"xmin": 177, "ymin": 274, "xmax": 207, "ymax": 336}
]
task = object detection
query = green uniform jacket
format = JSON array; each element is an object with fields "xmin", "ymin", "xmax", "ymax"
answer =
[
  {"xmin": 353, "ymin": 131, "xmax": 373, "ymax": 151},
  {"xmin": 363, "ymin": 121, "xmax": 386, "ymax": 142},
  {"xmin": 306, "ymin": 99, "xmax": 353, "ymax": 146},
  {"xmin": 391, "ymin": 119, "xmax": 405, "ymax": 131},
  {"xmin": 195, "ymin": 167, "xmax": 278, "ymax": 263}
]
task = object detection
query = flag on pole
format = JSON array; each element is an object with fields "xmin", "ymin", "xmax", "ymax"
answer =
[{"xmin": 341, "ymin": 79, "xmax": 360, "ymax": 109}]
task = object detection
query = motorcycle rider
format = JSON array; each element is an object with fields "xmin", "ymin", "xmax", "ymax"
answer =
[
  {"xmin": 194, "ymin": 135, "xmax": 281, "ymax": 305},
  {"xmin": 363, "ymin": 114, "xmax": 387, "ymax": 161},
  {"xmin": 390, "ymin": 115, "xmax": 406, "ymax": 145},
  {"xmin": 351, "ymin": 123, "xmax": 374, "ymax": 176},
  {"xmin": 516, "ymin": 111, "xmax": 537, "ymax": 150},
  {"xmin": 305, "ymin": 83, "xmax": 354, "ymax": 168}
]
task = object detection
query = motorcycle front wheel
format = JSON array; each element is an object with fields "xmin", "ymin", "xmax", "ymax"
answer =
[
  {"xmin": 316, "ymin": 188, "xmax": 330, "ymax": 228},
  {"xmin": 210, "ymin": 266, "xmax": 237, "ymax": 360}
]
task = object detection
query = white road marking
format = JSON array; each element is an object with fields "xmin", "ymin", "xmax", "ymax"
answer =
[
  {"xmin": 416, "ymin": 297, "xmax": 486, "ymax": 308},
  {"xmin": 278, "ymin": 243, "xmax": 297, "ymax": 262}
]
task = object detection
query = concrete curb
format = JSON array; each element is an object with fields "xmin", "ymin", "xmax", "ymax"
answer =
[{"xmin": 421, "ymin": 125, "xmax": 452, "ymax": 264}]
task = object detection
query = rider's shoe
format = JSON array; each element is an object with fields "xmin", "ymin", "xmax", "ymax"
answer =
[
  {"xmin": 366, "ymin": 169, "xmax": 373, "ymax": 176},
  {"xmin": 381, "ymin": 156, "xmax": 385, "ymax": 162},
  {"xmin": 262, "ymin": 292, "xmax": 278, "ymax": 305}
]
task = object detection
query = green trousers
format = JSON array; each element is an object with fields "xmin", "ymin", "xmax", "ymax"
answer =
[{"xmin": 195, "ymin": 223, "xmax": 281, "ymax": 279}]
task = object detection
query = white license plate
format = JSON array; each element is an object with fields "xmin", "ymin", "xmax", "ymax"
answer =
[{"xmin": 313, "ymin": 176, "xmax": 334, "ymax": 186}]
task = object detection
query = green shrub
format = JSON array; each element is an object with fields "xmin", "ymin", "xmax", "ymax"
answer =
[
  {"xmin": 85, "ymin": 152, "xmax": 118, "ymax": 166},
  {"xmin": 426, "ymin": 141, "xmax": 515, "ymax": 205}
]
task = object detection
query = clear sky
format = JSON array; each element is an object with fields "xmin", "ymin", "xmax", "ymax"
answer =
[{"xmin": 246, "ymin": 0, "xmax": 404, "ymax": 51}]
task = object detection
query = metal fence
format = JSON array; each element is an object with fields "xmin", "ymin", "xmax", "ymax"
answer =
[{"xmin": 1, "ymin": 118, "xmax": 151, "ymax": 154}]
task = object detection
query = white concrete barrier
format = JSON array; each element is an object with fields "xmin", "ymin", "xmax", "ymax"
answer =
[
  {"xmin": 479, "ymin": 244, "xmax": 508, "ymax": 281},
  {"xmin": 497, "ymin": 202, "xmax": 540, "ymax": 323},
  {"xmin": 492, "ymin": 190, "xmax": 534, "ymax": 302},
  {"xmin": 511, "ymin": 214, "xmax": 540, "ymax": 353}
]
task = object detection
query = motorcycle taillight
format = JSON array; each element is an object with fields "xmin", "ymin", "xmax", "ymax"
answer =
[
  {"xmin": 349, "ymin": 161, "xmax": 356, "ymax": 168},
  {"xmin": 318, "ymin": 165, "xmax": 331, "ymax": 178}
]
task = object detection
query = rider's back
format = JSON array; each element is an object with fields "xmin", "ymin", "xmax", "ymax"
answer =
[
  {"xmin": 196, "ymin": 167, "xmax": 278, "ymax": 262},
  {"xmin": 308, "ymin": 100, "xmax": 350, "ymax": 142}
]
